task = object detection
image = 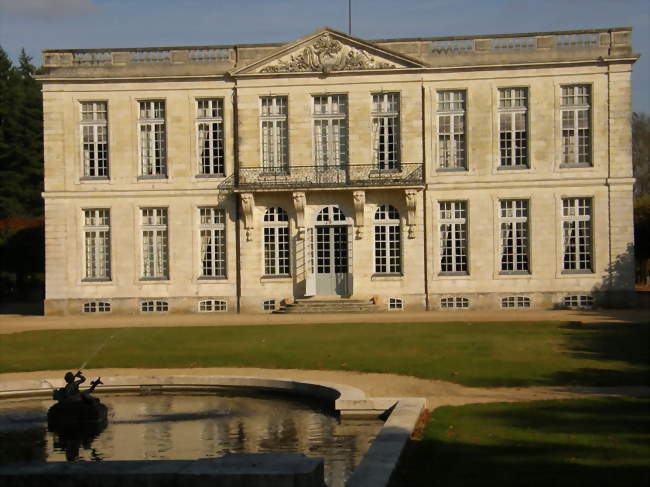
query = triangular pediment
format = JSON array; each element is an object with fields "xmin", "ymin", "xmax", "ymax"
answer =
[{"xmin": 234, "ymin": 27, "xmax": 425, "ymax": 75}]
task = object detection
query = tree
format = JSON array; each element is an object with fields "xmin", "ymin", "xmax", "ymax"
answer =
[{"xmin": 632, "ymin": 112, "xmax": 650, "ymax": 199}]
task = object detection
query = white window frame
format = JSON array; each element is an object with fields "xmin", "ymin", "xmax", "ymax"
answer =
[
  {"xmin": 196, "ymin": 98, "xmax": 225, "ymax": 176},
  {"xmin": 372, "ymin": 93, "xmax": 400, "ymax": 170},
  {"xmin": 374, "ymin": 205, "xmax": 402, "ymax": 274},
  {"xmin": 263, "ymin": 207, "xmax": 290, "ymax": 276},
  {"xmin": 561, "ymin": 85, "xmax": 592, "ymax": 166},
  {"xmin": 501, "ymin": 296, "xmax": 531, "ymax": 308},
  {"xmin": 313, "ymin": 94, "xmax": 348, "ymax": 167},
  {"xmin": 83, "ymin": 301, "xmax": 111, "ymax": 313},
  {"xmin": 260, "ymin": 96, "xmax": 288, "ymax": 172},
  {"xmin": 499, "ymin": 200, "xmax": 529, "ymax": 273},
  {"xmin": 498, "ymin": 88, "xmax": 528, "ymax": 168},
  {"xmin": 198, "ymin": 299, "xmax": 227, "ymax": 312},
  {"xmin": 138, "ymin": 100, "xmax": 167, "ymax": 177},
  {"xmin": 561, "ymin": 198, "xmax": 593, "ymax": 273},
  {"xmin": 440, "ymin": 296, "xmax": 470, "ymax": 309},
  {"xmin": 83, "ymin": 208, "xmax": 111, "ymax": 280},
  {"xmin": 437, "ymin": 91, "xmax": 466, "ymax": 170},
  {"xmin": 141, "ymin": 207, "xmax": 169, "ymax": 279},
  {"xmin": 263, "ymin": 299, "xmax": 277, "ymax": 311},
  {"xmin": 141, "ymin": 300, "xmax": 168, "ymax": 312},
  {"xmin": 80, "ymin": 101, "xmax": 109, "ymax": 178},
  {"xmin": 439, "ymin": 201, "xmax": 468, "ymax": 274},
  {"xmin": 388, "ymin": 297, "xmax": 404, "ymax": 310},
  {"xmin": 199, "ymin": 207, "xmax": 226, "ymax": 278}
]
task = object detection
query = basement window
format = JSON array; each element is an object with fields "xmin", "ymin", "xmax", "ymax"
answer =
[
  {"xmin": 440, "ymin": 297, "xmax": 470, "ymax": 309},
  {"xmin": 563, "ymin": 295, "xmax": 594, "ymax": 309},
  {"xmin": 141, "ymin": 300, "xmax": 169, "ymax": 312},
  {"xmin": 83, "ymin": 301, "xmax": 111, "ymax": 313},
  {"xmin": 501, "ymin": 296, "xmax": 531, "ymax": 308},
  {"xmin": 263, "ymin": 299, "xmax": 276, "ymax": 311},
  {"xmin": 388, "ymin": 297, "xmax": 404, "ymax": 310},
  {"xmin": 199, "ymin": 299, "xmax": 227, "ymax": 312}
]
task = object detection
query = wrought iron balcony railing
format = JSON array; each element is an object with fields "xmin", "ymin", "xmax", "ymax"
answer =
[{"xmin": 237, "ymin": 163, "xmax": 423, "ymax": 190}]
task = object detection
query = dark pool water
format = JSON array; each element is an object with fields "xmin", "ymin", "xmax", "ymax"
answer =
[{"xmin": 0, "ymin": 390, "xmax": 382, "ymax": 487}]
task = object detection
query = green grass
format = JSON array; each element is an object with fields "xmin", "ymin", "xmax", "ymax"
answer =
[
  {"xmin": 389, "ymin": 398, "xmax": 650, "ymax": 487},
  {"xmin": 1, "ymin": 321, "xmax": 648, "ymax": 387}
]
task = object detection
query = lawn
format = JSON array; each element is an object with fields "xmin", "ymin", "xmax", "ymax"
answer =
[
  {"xmin": 389, "ymin": 398, "xmax": 650, "ymax": 487},
  {"xmin": 0, "ymin": 321, "xmax": 648, "ymax": 387}
]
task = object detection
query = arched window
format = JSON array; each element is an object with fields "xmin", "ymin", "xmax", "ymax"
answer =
[
  {"xmin": 263, "ymin": 207, "xmax": 290, "ymax": 275},
  {"xmin": 374, "ymin": 205, "xmax": 401, "ymax": 274}
]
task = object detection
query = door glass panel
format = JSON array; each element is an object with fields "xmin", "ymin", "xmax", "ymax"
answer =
[
  {"xmin": 333, "ymin": 226, "xmax": 348, "ymax": 273},
  {"xmin": 316, "ymin": 226, "xmax": 330, "ymax": 274}
]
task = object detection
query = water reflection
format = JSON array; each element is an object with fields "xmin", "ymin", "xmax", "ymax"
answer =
[{"xmin": 0, "ymin": 392, "xmax": 381, "ymax": 487}]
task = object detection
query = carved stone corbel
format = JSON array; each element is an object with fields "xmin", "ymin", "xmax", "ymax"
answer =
[
  {"xmin": 292, "ymin": 191, "xmax": 306, "ymax": 240},
  {"xmin": 405, "ymin": 189, "xmax": 419, "ymax": 239},
  {"xmin": 353, "ymin": 190, "xmax": 366, "ymax": 239},
  {"xmin": 240, "ymin": 193, "xmax": 255, "ymax": 241}
]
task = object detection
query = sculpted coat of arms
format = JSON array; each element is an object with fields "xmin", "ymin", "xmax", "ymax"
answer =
[{"xmin": 261, "ymin": 34, "xmax": 396, "ymax": 73}]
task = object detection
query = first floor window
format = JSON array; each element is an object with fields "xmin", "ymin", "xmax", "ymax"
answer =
[
  {"xmin": 81, "ymin": 101, "xmax": 109, "ymax": 177},
  {"xmin": 83, "ymin": 209, "xmax": 111, "ymax": 280},
  {"xmin": 199, "ymin": 207, "xmax": 226, "ymax": 278},
  {"xmin": 141, "ymin": 207, "xmax": 168, "ymax": 279},
  {"xmin": 437, "ymin": 91, "xmax": 466, "ymax": 170},
  {"xmin": 372, "ymin": 93, "xmax": 400, "ymax": 170},
  {"xmin": 561, "ymin": 85, "xmax": 591, "ymax": 166},
  {"xmin": 500, "ymin": 200, "xmax": 529, "ymax": 272},
  {"xmin": 139, "ymin": 100, "xmax": 166, "ymax": 176},
  {"xmin": 374, "ymin": 205, "xmax": 401, "ymax": 274},
  {"xmin": 197, "ymin": 98, "xmax": 224, "ymax": 175},
  {"xmin": 498, "ymin": 88, "xmax": 528, "ymax": 168},
  {"xmin": 263, "ymin": 207, "xmax": 290, "ymax": 275},
  {"xmin": 439, "ymin": 201, "xmax": 468, "ymax": 273},
  {"xmin": 261, "ymin": 96, "xmax": 288, "ymax": 172},
  {"xmin": 313, "ymin": 94, "xmax": 348, "ymax": 167},
  {"xmin": 562, "ymin": 198, "xmax": 592, "ymax": 271}
]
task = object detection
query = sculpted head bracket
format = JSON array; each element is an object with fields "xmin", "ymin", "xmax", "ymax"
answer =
[
  {"xmin": 240, "ymin": 193, "xmax": 255, "ymax": 241},
  {"xmin": 405, "ymin": 189, "xmax": 419, "ymax": 239},
  {"xmin": 292, "ymin": 192, "xmax": 306, "ymax": 239},
  {"xmin": 352, "ymin": 190, "xmax": 366, "ymax": 240},
  {"xmin": 260, "ymin": 33, "xmax": 396, "ymax": 74}
]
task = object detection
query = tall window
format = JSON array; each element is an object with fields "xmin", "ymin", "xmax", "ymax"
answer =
[
  {"xmin": 81, "ymin": 102, "xmax": 108, "ymax": 178},
  {"xmin": 561, "ymin": 85, "xmax": 591, "ymax": 166},
  {"xmin": 439, "ymin": 201, "xmax": 468, "ymax": 274},
  {"xmin": 499, "ymin": 200, "xmax": 529, "ymax": 273},
  {"xmin": 498, "ymin": 88, "xmax": 528, "ymax": 168},
  {"xmin": 263, "ymin": 207, "xmax": 290, "ymax": 275},
  {"xmin": 372, "ymin": 93, "xmax": 400, "ymax": 170},
  {"xmin": 138, "ymin": 100, "xmax": 166, "ymax": 177},
  {"xmin": 260, "ymin": 96, "xmax": 288, "ymax": 172},
  {"xmin": 374, "ymin": 205, "xmax": 401, "ymax": 274},
  {"xmin": 83, "ymin": 209, "xmax": 111, "ymax": 280},
  {"xmin": 199, "ymin": 207, "xmax": 226, "ymax": 278},
  {"xmin": 313, "ymin": 94, "xmax": 348, "ymax": 167},
  {"xmin": 437, "ymin": 91, "xmax": 466, "ymax": 170},
  {"xmin": 562, "ymin": 198, "xmax": 592, "ymax": 272},
  {"xmin": 141, "ymin": 208, "xmax": 168, "ymax": 279},
  {"xmin": 197, "ymin": 99, "xmax": 224, "ymax": 176}
]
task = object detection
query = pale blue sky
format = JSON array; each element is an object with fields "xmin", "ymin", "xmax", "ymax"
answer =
[{"xmin": 0, "ymin": 0, "xmax": 648, "ymax": 111}]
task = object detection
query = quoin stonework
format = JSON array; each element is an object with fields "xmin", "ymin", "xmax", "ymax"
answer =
[{"xmin": 37, "ymin": 27, "xmax": 638, "ymax": 315}]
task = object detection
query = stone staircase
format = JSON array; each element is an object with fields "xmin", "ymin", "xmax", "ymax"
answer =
[{"xmin": 274, "ymin": 297, "xmax": 382, "ymax": 314}]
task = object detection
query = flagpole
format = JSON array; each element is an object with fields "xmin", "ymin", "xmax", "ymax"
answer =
[{"xmin": 348, "ymin": 0, "xmax": 352, "ymax": 34}]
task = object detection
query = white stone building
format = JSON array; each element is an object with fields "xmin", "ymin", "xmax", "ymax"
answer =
[{"xmin": 38, "ymin": 27, "xmax": 638, "ymax": 315}]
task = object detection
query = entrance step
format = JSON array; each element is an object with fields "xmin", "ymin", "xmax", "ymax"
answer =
[{"xmin": 274, "ymin": 298, "xmax": 382, "ymax": 314}]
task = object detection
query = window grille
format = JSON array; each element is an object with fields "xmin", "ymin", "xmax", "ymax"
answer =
[
  {"xmin": 263, "ymin": 208, "xmax": 290, "ymax": 275},
  {"xmin": 199, "ymin": 207, "xmax": 226, "ymax": 278},
  {"xmin": 313, "ymin": 95, "xmax": 348, "ymax": 167},
  {"xmin": 499, "ymin": 200, "xmax": 529, "ymax": 273},
  {"xmin": 439, "ymin": 201, "xmax": 468, "ymax": 274},
  {"xmin": 374, "ymin": 205, "xmax": 401, "ymax": 274},
  {"xmin": 138, "ymin": 100, "xmax": 167, "ymax": 176},
  {"xmin": 388, "ymin": 297, "xmax": 403, "ymax": 310},
  {"xmin": 197, "ymin": 99, "xmax": 225, "ymax": 176},
  {"xmin": 501, "ymin": 296, "xmax": 531, "ymax": 308},
  {"xmin": 562, "ymin": 198, "xmax": 592, "ymax": 272},
  {"xmin": 440, "ymin": 297, "xmax": 470, "ymax": 309},
  {"xmin": 498, "ymin": 88, "xmax": 528, "ymax": 168},
  {"xmin": 83, "ymin": 301, "xmax": 111, "ymax": 313},
  {"xmin": 260, "ymin": 97, "xmax": 288, "ymax": 172},
  {"xmin": 437, "ymin": 91, "xmax": 466, "ymax": 170},
  {"xmin": 80, "ymin": 101, "xmax": 109, "ymax": 178},
  {"xmin": 141, "ymin": 300, "xmax": 169, "ymax": 312},
  {"xmin": 141, "ymin": 208, "xmax": 169, "ymax": 279},
  {"xmin": 563, "ymin": 295, "xmax": 594, "ymax": 309},
  {"xmin": 561, "ymin": 85, "xmax": 591, "ymax": 166},
  {"xmin": 198, "ymin": 299, "xmax": 227, "ymax": 312},
  {"xmin": 372, "ymin": 93, "xmax": 400, "ymax": 170},
  {"xmin": 263, "ymin": 299, "xmax": 276, "ymax": 311},
  {"xmin": 83, "ymin": 209, "xmax": 111, "ymax": 280}
]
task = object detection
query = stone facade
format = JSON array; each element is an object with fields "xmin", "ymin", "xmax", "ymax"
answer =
[{"xmin": 38, "ymin": 27, "xmax": 638, "ymax": 315}]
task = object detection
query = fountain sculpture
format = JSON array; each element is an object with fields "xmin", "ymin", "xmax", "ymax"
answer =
[{"xmin": 47, "ymin": 371, "xmax": 107, "ymax": 427}]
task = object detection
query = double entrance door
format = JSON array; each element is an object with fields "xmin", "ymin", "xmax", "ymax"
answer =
[{"xmin": 315, "ymin": 225, "xmax": 349, "ymax": 296}]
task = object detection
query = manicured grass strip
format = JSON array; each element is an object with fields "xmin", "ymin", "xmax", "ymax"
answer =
[
  {"xmin": 389, "ymin": 398, "xmax": 650, "ymax": 487},
  {"xmin": 1, "ymin": 321, "xmax": 648, "ymax": 387}
]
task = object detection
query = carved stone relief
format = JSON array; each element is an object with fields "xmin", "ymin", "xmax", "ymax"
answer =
[
  {"xmin": 352, "ymin": 190, "xmax": 366, "ymax": 240},
  {"xmin": 405, "ymin": 189, "xmax": 419, "ymax": 239},
  {"xmin": 260, "ymin": 33, "xmax": 396, "ymax": 74},
  {"xmin": 292, "ymin": 191, "xmax": 306, "ymax": 239},
  {"xmin": 240, "ymin": 193, "xmax": 255, "ymax": 241}
]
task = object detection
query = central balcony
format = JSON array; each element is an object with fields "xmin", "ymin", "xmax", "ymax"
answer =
[{"xmin": 236, "ymin": 163, "xmax": 424, "ymax": 191}]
